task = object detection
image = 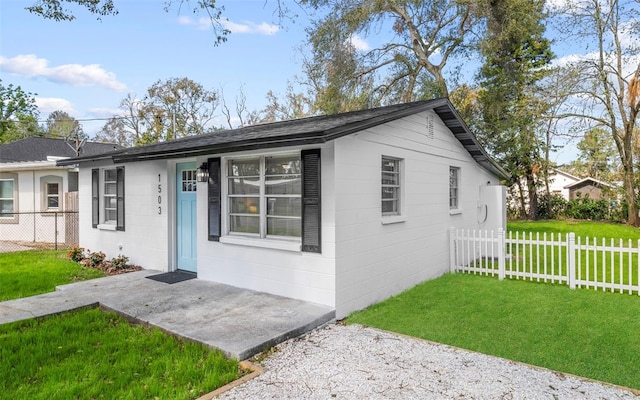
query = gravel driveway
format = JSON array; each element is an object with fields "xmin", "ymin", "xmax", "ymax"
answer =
[{"xmin": 217, "ymin": 324, "xmax": 638, "ymax": 399}]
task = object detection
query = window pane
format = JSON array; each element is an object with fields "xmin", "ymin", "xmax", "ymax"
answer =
[
  {"xmin": 105, "ymin": 182, "xmax": 117, "ymax": 195},
  {"xmin": 229, "ymin": 158, "xmax": 260, "ymax": 177},
  {"xmin": 105, "ymin": 209, "xmax": 117, "ymax": 222},
  {"xmin": 105, "ymin": 197, "xmax": 117, "ymax": 209},
  {"xmin": 47, "ymin": 197, "xmax": 59, "ymax": 209},
  {"xmin": 229, "ymin": 178, "xmax": 260, "ymax": 195},
  {"xmin": 382, "ymin": 158, "xmax": 398, "ymax": 172},
  {"xmin": 267, "ymin": 197, "xmax": 301, "ymax": 217},
  {"xmin": 0, "ymin": 181, "xmax": 14, "ymax": 198},
  {"xmin": 382, "ymin": 187, "xmax": 397, "ymax": 199},
  {"xmin": 381, "ymin": 172, "xmax": 398, "ymax": 186},
  {"xmin": 47, "ymin": 183, "xmax": 59, "ymax": 195},
  {"xmin": 382, "ymin": 200, "xmax": 397, "ymax": 214},
  {"xmin": 104, "ymin": 169, "xmax": 117, "ymax": 181},
  {"xmin": 266, "ymin": 176, "xmax": 301, "ymax": 195},
  {"xmin": 267, "ymin": 218, "xmax": 301, "ymax": 237},
  {"xmin": 230, "ymin": 197, "xmax": 260, "ymax": 214},
  {"xmin": 266, "ymin": 155, "xmax": 301, "ymax": 175},
  {"xmin": 0, "ymin": 199, "xmax": 14, "ymax": 213},
  {"xmin": 230, "ymin": 215, "xmax": 259, "ymax": 234}
]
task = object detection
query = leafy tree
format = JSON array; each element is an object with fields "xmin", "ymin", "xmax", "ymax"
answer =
[
  {"xmin": 552, "ymin": 0, "xmax": 640, "ymax": 225},
  {"xmin": 477, "ymin": 0, "xmax": 554, "ymax": 220},
  {"xmin": 44, "ymin": 110, "xmax": 85, "ymax": 141},
  {"xmin": 26, "ymin": 0, "xmax": 231, "ymax": 44},
  {"xmin": 0, "ymin": 80, "xmax": 41, "ymax": 143},
  {"xmin": 94, "ymin": 116, "xmax": 133, "ymax": 147},
  {"xmin": 573, "ymin": 127, "xmax": 619, "ymax": 182},
  {"xmin": 300, "ymin": 0, "xmax": 480, "ymax": 105}
]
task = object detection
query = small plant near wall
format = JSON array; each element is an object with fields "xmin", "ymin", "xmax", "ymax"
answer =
[
  {"xmin": 111, "ymin": 254, "xmax": 129, "ymax": 270},
  {"xmin": 67, "ymin": 246, "xmax": 85, "ymax": 263},
  {"xmin": 88, "ymin": 251, "xmax": 106, "ymax": 267}
]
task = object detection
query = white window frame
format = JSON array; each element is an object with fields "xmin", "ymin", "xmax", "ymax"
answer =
[
  {"xmin": 381, "ymin": 156, "xmax": 407, "ymax": 224},
  {"xmin": 103, "ymin": 168, "xmax": 117, "ymax": 224},
  {"xmin": 449, "ymin": 166, "xmax": 461, "ymax": 214},
  {"xmin": 224, "ymin": 153, "xmax": 302, "ymax": 243},
  {"xmin": 45, "ymin": 182, "xmax": 60, "ymax": 211},
  {"xmin": 0, "ymin": 178, "xmax": 17, "ymax": 221}
]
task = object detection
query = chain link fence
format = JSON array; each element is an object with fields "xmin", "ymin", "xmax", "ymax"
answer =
[{"xmin": 0, "ymin": 211, "xmax": 79, "ymax": 251}]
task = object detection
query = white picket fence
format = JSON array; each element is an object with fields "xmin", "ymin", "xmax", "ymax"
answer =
[{"xmin": 449, "ymin": 228, "xmax": 640, "ymax": 295}]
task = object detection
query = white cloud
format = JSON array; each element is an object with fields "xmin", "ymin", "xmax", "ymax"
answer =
[
  {"xmin": 348, "ymin": 34, "xmax": 370, "ymax": 51},
  {"xmin": 0, "ymin": 54, "xmax": 128, "ymax": 92},
  {"xmin": 178, "ymin": 16, "xmax": 279, "ymax": 35},
  {"xmin": 36, "ymin": 98, "xmax": 76, "ymax": 115}
]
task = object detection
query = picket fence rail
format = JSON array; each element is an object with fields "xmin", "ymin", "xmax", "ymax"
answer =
[{"xmin": 449, "ymin": 228, "xmax": 640, "ymax": 296}]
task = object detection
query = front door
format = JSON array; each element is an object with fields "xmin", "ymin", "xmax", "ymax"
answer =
[{"xmin": 176, "ymin": 162, "xmax": 197, "ymax": 273}]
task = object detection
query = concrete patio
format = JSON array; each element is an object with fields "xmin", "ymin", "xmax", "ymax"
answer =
[{"xmin": 0, "ymin": 270, "xmax": 335, "ymax": 360}]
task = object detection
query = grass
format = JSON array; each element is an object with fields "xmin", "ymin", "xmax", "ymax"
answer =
[
  {"xmin": 348, "ymin": 273, "xmax": 640, "ymax": 390},
  {"xmin": 0, "ymin": 307, "xmax": 240, "ymax": 399},
  {"xmin": 508, "ymin": 220, "xmax": 640, "ymax": 241},
  {"xmin": 0, "ymin": 250, "xmax": 105, "ymax": 301}
]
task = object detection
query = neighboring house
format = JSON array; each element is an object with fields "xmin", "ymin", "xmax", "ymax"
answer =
[
  {"xmin": 565, "ymin": 177, "xmax": 617, "ymax": 200},
  {"xmin": 57, "ymin": 99, "xmax": 509, "ymax": 318},
  {"xmin": 0, "ymin": 137, "xmax": 121, "ymax": 243},
  {"xmin": 547, "ymin": 169, "xmax": 581, "ymax": 200}
]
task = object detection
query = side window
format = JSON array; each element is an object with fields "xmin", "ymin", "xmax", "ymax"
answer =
[
  {"xmin": 0, "ymin": 175, "xmax": 18, "ymax": 223},
  {"xmin": 92, "ymin": 167, "xmax": 125, "ymax": 230},
  {"xmin": 46, "ymin": 183, "xmax": 60, "ymax": 210},
  {"xmin": 382, "ymin": 157, "xmax": 401, "ymax": 216},
  {"xmin": 41, "ymin": 175, "xmax": 63, "ymax": 211},
  {"xmin": 449, "ymin": 167, "xmax": 460, "ymax": 210}
]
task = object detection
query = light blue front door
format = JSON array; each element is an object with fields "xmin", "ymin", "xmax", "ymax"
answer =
[{"xmin": 176, "ymin": 162, "xmax": 197, "ymax": 273}]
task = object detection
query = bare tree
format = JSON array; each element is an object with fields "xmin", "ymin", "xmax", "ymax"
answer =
[{"xmin": 553, "ymin": 0, "xmax": 640, "ymax": 224}]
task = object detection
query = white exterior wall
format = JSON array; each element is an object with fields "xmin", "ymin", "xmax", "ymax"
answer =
[
  {"xmin": 195, "ymin": 144, "xmax": 337, "ymax": 308},
  {"xmin": 78, "ymin": 160, "xmax": 169, "ymax": 269},
  {"xmin": 547, "ymin": 171, "xmax": 579, "ymax": 200},
  {"xmin": 333, "ymin": 111, "xmax": 500, "ymax": 318},
  {"xmin": 0, "ymin": 167, "xmax": 71, "ymax": 243}
]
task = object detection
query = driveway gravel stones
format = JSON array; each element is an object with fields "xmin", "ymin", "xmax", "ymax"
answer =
[{"xmin": 217, "ymin": 324, "xmax": 639, "ymax": 399}]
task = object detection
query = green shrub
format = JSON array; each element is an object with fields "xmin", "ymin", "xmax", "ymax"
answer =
[
  {"xmin": 537, "ymin": 193, "xmax": 566, "ymax": 220},
  {"xmin": 88, "ymin": 251, "xmax": 106, "ymax": 267},
  {"xmin": 565, "ymin": 195, "xmax": 610, "ymax": 220},
  {"xmin": 67, "ymin": 246, "xmax": 85, "ymax": 263},
  {"xmin": 111, "ymin": 254, "xmax": 129, "ymax": 269}
]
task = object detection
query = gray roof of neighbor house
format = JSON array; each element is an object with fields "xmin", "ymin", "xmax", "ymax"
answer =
[
  {"xmin": 57, "ymin": 98, "xmax": 509, "ymax": 179},
  {"xmin": 0, "ymin": 137, "xmax": 122, "ymax": 163}
]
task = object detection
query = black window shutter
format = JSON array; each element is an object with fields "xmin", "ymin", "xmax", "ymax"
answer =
[
  {"xmin": 301, "ymin": 149, "xmax": 321, "ymax": 253},
  {"xmin": 91, "ymin": 168, "xmax": 99, "ymax": 228},
  {"xmin": 116, "ymin": 166, "xmax": 125, "ymax": 231},
  {"xmin": 208, "ymin": 158, "xmax": 221, "ymax": 241}
]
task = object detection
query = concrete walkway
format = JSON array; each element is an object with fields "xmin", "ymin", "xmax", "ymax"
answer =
[{"xmin": 0, "ymin": 270, "xmax": 335, "ymax": 360}]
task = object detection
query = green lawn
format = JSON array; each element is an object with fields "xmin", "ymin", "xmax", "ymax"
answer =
[
  {"xmin": 508, "ymin": 220, "xmax": 640, "ymax": 241},
  {"xmin": 0, "ymin": 307, "xmax": 240, "ymax": 399},
  {"xmin": 348, "ymin": 273, "xmax": 640, "ymax": 390},
  {"xmin": 0, "ymin": 250, "xmax": 105, "ymax": 301}
]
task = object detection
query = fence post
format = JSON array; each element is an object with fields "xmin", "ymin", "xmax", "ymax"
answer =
[
  {"xmin": 54, "ymin": 212, "xmax": 58, "ymax": 251},
  {"xmin": 498, "ymin": 228, "xmax": 505, "ymax": 280},
  {"xmin": 568, "ymin": 232, "xmax": 576, "ymax": 289},
  {"xmin": 449, "ymin": 226, "xmax": 456, "ymax": 273}
]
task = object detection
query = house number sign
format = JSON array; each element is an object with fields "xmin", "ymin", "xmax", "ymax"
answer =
[{"xmin": 158, "ymin": 174, "xmax": 162, "ymax": 215}]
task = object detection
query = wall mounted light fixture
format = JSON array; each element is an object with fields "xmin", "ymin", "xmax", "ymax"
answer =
[{"xmin": 196, "ymin": 162, "xmax": 209, "ymax": 182}]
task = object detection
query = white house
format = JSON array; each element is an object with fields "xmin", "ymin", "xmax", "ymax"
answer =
[
  {"xmin": 547, "ymin": 169, "xmax": 581, "ymax": 200},
  {"xmin": 0, "ymin": 137, "xmax": 120, "ymax": 244},
  {"xmin": 58, "ymin": 99, "xmax": 508, "ymax": 318}
]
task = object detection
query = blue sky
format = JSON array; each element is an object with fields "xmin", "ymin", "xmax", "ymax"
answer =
[
  {"xmin": 2, "ymin": 0, "xmax": 636, "ymax": 165},
  {"xmin": 0, "ymin": 0, "xmax": 312, "ymax": 134}
]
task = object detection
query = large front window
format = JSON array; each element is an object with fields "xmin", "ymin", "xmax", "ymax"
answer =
[{"xmin": 227, "ymin": 154, "xmax": 301, "ymax": 238}]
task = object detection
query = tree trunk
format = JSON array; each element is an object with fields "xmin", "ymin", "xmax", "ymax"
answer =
[{"xmin": 526, "ymin": 173, "xmax": 539, "ymax": 221}]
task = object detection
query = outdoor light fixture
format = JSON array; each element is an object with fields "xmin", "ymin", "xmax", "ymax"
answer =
[{"xmin": 196, "ymin": 162, "xmax": 209, "ymax": 182}]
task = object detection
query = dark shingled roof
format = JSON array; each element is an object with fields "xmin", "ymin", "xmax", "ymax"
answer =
[
  {"xmin": 56, "ymin": 98, "xmax": 508, "ymax": 179},
  {"xmin": 0, "ymin": 137, "xmax": 122, "ymax": 163}
]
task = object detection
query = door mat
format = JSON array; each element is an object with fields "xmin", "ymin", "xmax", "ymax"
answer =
[{"xmin": 146, "ymin": 271, "xmax": 197, "ymax": 284}]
